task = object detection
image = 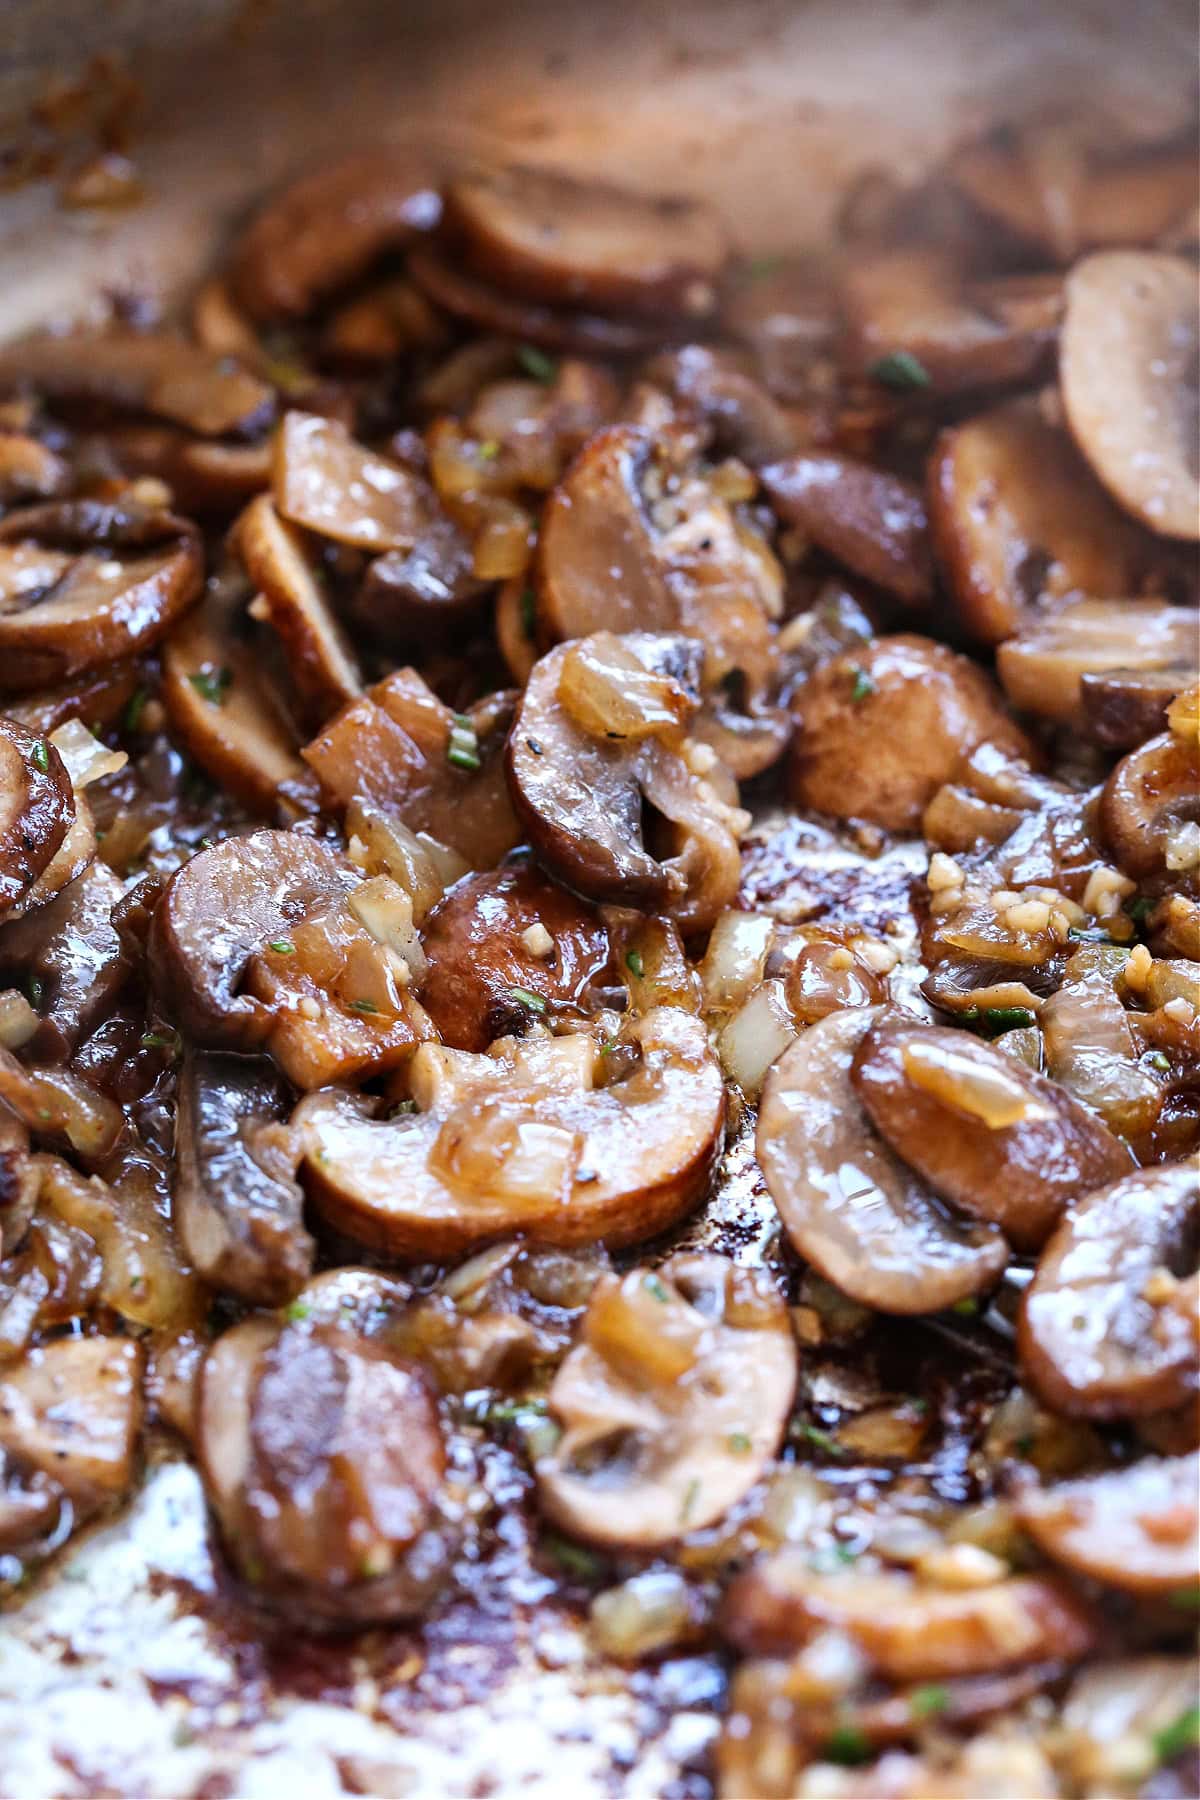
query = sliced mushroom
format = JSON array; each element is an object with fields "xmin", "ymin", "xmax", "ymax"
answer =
[
  {"xmin": 233, "ymin": 493, "xmax": 362, "ymax": 727},
  {"xmin": 757, "ymin": 1008, "xmax": 1008, "ymax": 1314},
  {"xmin": 0, "ymin": 330, "xmax": 274, "ymax": 438},
  {"xmin": 348, "ymin": 510, "xmax": 486, "ymax": 650},
  {"xmin": 296, "ymin": 1007, "xmax": 724, "ymax": 1258},
  {"xmin": 0, "ymin": 718, "xmax": 73, "ymax": 918},
  {"xmin": 0, "ymin": 859, "xmax": 126, "ymax": 1060},
  {"xmin": 1039, "ymin": 945, "xmax": 1162, "ymax": 1137},
  {"xmin": 96, "ymin": 423, "xmax": 273, "ymax": 516},
  {"xmin": 1019, "ymin": 1161, "xmax": 1198, "ymax": 1420},
  {"xmin": 850, "ymin": 1014, "xmax": 1131, "ymax": 1252},
  {"xmin": 996, "ymin": 599, "xmax": 1197, "ymax": 726},
  {"xmin": 408, "ymin": 243, "xmax": 667, "ymax": 357},
  {"xmin": 722, "ymin": 1556, "xmax": 1098, "ymax": 1680},
  {"xmin": 1081, "ymin": 663, "xmax": 1193, "ymax": 749},
  {"xmin": 175, "ymin": 1050, "xmax": 312, "ymax": 1305},
  {"xmin": 507, "ymin": 634, "xmax": 745, "ymax": 930},
  {"xmin": 0, "ymin": 1103, "xmax": 36, "ymax": 1257},
  {"xmin": 535, "ymin": 1253, "xmax": 794, "ymax": 1549},
  {"xmin": 1018, "ymin": 1453, "xmax": 1199, "ymax": 1595},
  {"xmin": 273, "ymin": 411, "xmax": 433, "ymax": 553},
  {"xmin": 0, "ymin": 1334, "xmax": 143, "ymax": 1510},
  {"xmin": 1060, "ymin": 252, "xmax": 1199, "ymax": 540},
  {"xmin": 0, "ymin": 500, "xmax": 204, "ymax": 690},
  {"xmin": 928, "ymin": 398, "xmax": 1162, "ymax": 644},
  {"xmin": 641, "ymin": 344, "xmax": 798, "ymax": 465},
  {"xmin": 419, "ymin": 865, "xmax": 614, "ymax": 1050},
  {"xmin": 227, "ymin": 146, "xmax": 446, "ymax": 322},
  {"xmin": 149, "ymin": 828, "xmax": 360, "ymax": 1045},
  {"xmin": 1058, "ymin": 1655, "xmax": 1200, "ymax": 1794},
  {"xmin": 789, "ymin": 635, "xmax": 1034, "ymax": 833},
  {"xmin": 198, "ymin": 1311, "xmax": 452, "ymax": 1624},
  {"xmin": 762, "ymin": 453, "xmax": 932, "ymax": 603},
  {"xmin": 445, "ymin": 164, "xmax": 726, "ymax": 319},
  {"xmin": 1100, "ymin": 728, "xmax": 1200, "ymax": 880}
]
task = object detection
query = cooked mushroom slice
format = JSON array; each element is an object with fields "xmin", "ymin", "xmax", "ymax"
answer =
[
  {"xmin": 198, "ymin": 1313, "xmax": 452, "ymax": 1624},
  {"xmin": 1081, "ymin": 664, "xmax": 1193, "ymax": 750},
  {"xmin": 296, "ymin": 1008, "xmax": 724, "ymax": 1258},
  {"xmin": 1058, "ymin": 1655, "xmax": 1200, "ymax": 1795},
  {"xmin": 409, "ymin": 244, "xmax": 666, "ymax": 357},
  {"xmin": 1100, "ymin": 727, "xmax": 1200, "ymax": 880},
  {"xmin": 1018, "ymin": 1453, "xmax": 1199, "ymax": 1596},
  {"xmin": 0, "ymin": 718, "xmax": 73, "ymax": 918},
  {"xmin": 1060, "ymin": 253, "xmax": 1199, "ymax": 540},
  {"xmin": 149, "ymin": 828, "xmax": 359, "ymax": 1045},
  {"xmin": 1039, "ymin": 945, "xmax": 1162, "ymax": 1137},
  {"xmin": 349, "ymin": 511, "xmax": 486, "ymax": 650},
  {"xmin": 419, "ymin": 866, "xmax": 614, "ymax": 1051},
  {"xmin": 536, "ymin": 1254, "xmax": 793, "ymax": 1550},
  {"xmin": 0, "ymin": 1103, "xmax": 36, "ymax": 1256},
  {"xmin": 722, "ymin": 1556, "xmax": 1097, "ymax": 1680},
  {"xmin": 996, "ymin": 600, "xmax": 1197, "ymax": 726},
  {"xmin": 96, "ymin": 423, "xmax": 273, "ymax": 516},
  {"xmin": 507, "ymin": 635, "xmax": 745, "ymax": 930},
  {"xmin": 1019, "ymin": 1162, "xmax": 1198, "ymax": 1420},
  {"xmin": 0, "ymin": 859, "xmax": 126, "ymax": 1059},
  {"xmin": 175, "ymin": 1050, "xmax": 312, "ymax": 1305},
  {"xmin": 762, "ymin": 453, "xmax": 932, "ymax": 603},
  {"xmin": 233, "ymin": 494, "xmax": 362, "ymax": 727},
  {"xmin": 0, "ymin": 1335, "xmax": 143, "ymax": 1511},
  {"xmin": 790, "ymin": 635, "xmax": 1034, "ymax": 833},
  {"xmin": 227, "ymin": 146, "xmax": 446, "ymax": 322},
  {"xmin": 758, "ymin": 1008, "xmax": 1008, "ymax": 1314},
  {"xmin": 642, "ymin": 344, "xmax": 797, "ymax": 465},
  {"xmin": 850, "ymin": 1014, "xmax": 1130, "ymax": 1252},
  {"xmin": 273, "ymin": 412, "xmax": 432, "ymax": 553},
  {"xmin": 0, "ymin": 501, "xmax": 204, "ymax": 691},
  {"xmin": 928, "ymin": 399, "xmax": 1161, "ymax": 644},
  {"xmin": 0, "ymin": 331, "xmax": 274, "ymax": 438}
]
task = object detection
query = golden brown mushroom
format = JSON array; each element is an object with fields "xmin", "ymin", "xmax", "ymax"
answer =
[
  {"xmin": 0, "ymin": 719, "xmax": 74, "ymax": 919},
  {"xmin": 762, "ymin": 452, "xmax": 932, "ymax": 603},
  {"xmin": 996, "ymin": 599, "xmax": 1197, "ymax": 726},
  {"xmin": 1100, "ymin": 726, "xmax": 1199, "ymax": 879},
  {"xmin": 1018, "ymin": 1453, "xmax": 1199, "ymax": 1596}
]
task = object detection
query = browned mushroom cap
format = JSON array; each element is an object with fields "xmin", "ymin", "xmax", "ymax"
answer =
[
  {"xmin": 0, "ymin": 1102, "xmax": 36, "ymax": 1256},
  {"xmin": 1060, "ymin": 253, "xmax": 1199, "ymax": 541},
  {"xmin": 928, "ymin": 399, "xmax": 1161, "ymax": 645},
  {"xmin": 175, "ymin": 1050, "xmax": 312, "ymax": 1306},
  {"xmin": 91, "ymin": 424, "xmax": 273, "ymax": 517},
  {"xmin": 227, "ymin": 147, "xmax": 446, "ymax": 323},
  {"xmin": 996, "ymin": 600, "xmax": 1198, "ymax": 728},
  {"xmin": 233, "ymin": 493, "xmax": 362, "ymax": 727},
  {"xmin": 0, "ymin": 501, "xmax": 203, "ymax": 691},
  {"xmin": 535, "ymin": 1254, "xmax": 794, "ymax": 1549},
  {"xmin": 0, "ymin": 860, "xmax": 126, "ymax": 1060},
  {"xmin": 762, "ymin": 453, "xmax": 932, "ymax": 603},
  {"xmin": 295, "ymin": 1007, "xmax": 724, "ymax": 1258},
  {"xmin": 0, "ymin": 331, "xmax": 274, "ymax": 438},
  {"xmin": 1100, "ymin": 728, "xmax": 1200, "ymax": 879},
  {"xmin": 273, "ymin": 412, "xmax": 432, "ymax": 553},
  {"xmin": 348, "ymin": 512, "xmax": 486, "ymax": 651},
  {"xmin": 506, "ymin": 635, "xmax": 745, "ymax": 931},
  {"xmin": 198, "ymin": 1312, "xmax": 452, "ymax": 1624},
  {"xmin": 851, "ymin": 1014, "xmax": 1131, "ymax": 1252},
  {"xmin": 1019, "ymin": 1161, "xmax": 1198, "ymax": 1420},
  {"xmin": 758, "ymin": 1008, "xmax": 1007, "ymax": 1314},
  {"xmin": 722, "ymin": 1554, "xmax": 1098, "ymax": 1680},
  {"xmin": 149, "ymin": 829, "xmax": 360, "ymax": 1045},
  {"xmin": 0, "ymin": 1335, "xmax": 143, "ymax": 1511},
  {"xmin": 445, "ymin": 164, "xmax": 727, "ymax": 320},
  {"xmin": 0, "ymin": 718, "xmax": 73, "ymax": 918},
  {"xmin": 641, "ymin": 344, "xmax": 798, "ymax": 465},
  {"xmin": 419, "ymin": 865, "xmax": 614, "ymax": 1051},
  {"xmin": 1018, "ymin": 1453, "xmax": 1200, "ymax": 1595},
  {"xmin": 789, "ymin": 635, "xmax": 1034, "ymax": 833},
  {"xmin": 408, "ymin": 243, "xmax": 667, "ymax": 357},
  {"xmin": 1081, "ymin": 664, "xmax": 1194, "ymax": 750}
]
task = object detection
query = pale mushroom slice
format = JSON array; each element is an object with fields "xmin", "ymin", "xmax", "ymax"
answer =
[
  {"xmin": 1019, "ymin": 1161, "xmax": 1198, "ymax": 1420},
  {"xmin": 295, "ymin": 1007, "xmax": 725, "ymax": 1258},
  {"xmin": 1018, "ymin": 1453, "xmax": 1200, "ymax": 1596},
  {"xmin": 1100, "ymin": 724, "xmax": 1200, "ymax": 880},
  {"xmin": 197, "ymin": 1310, "xmax": 453, "ymax": 1625},
  {"xmin": 927, "ymin": 398, "xmax": 1163, "ymax": 644},
  {"xmin": 444, "ymin": 164, "xmax": 727, "ymax": 319},
  {"xmin": 0, "ymin": 330, "xmax": 275, "ymax": 438},
  {"xmin": 175, "ymin": 1050, "xmax": 312, "ymax": 1306},
  {"xmin": 761, "ymin": 452, "xmax": 932, "ymax": 603},
  {"xmin": 0, "ymin": 500, "xmax": 204, "ymax": 691},
  {"xmin": 1060, "ymin": 252, "xmax": 1199, "ymax": 540},
  {"xmin": 272, "ymin": 411, "xmax": 433, "ymax": 553},
  {"xmin": 0, "ymin": 718, "xmax": 74, "ymax": 918},
  {"xmin": 506, "ymin": 634, "xmax": 746, "ymax": 932},
  {"xmin": 757, "ymin": 1008, "xmax": 1009, "ymax": 1315},
  {"xmin": 0, "ymin": 1335, "xmax": 143, "ymax": 1513},
  {"xmin": 721, "ymin": 1554, "xmax": 1098, "ymax": 1681},
  {"xmin": 850, "ymin": 1014, "xmax": 1131, "ymax": 1252},
  {"xmin": 535, "ymin": 1254, "xmax": 793, "ymax": 1550},
  {"xmin": 996, "ymin": 599, "xmax": 1198, "ymax": 726}
]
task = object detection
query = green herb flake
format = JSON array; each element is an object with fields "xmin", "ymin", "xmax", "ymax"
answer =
[
  {"xmin": 1153, "ymin": 1705, "xmax": 1200, "ymax": 1765},
  {"xmin": 516, "ymin": 344, "xmax": 558, "ymax": 384},
  {"xmin": 543, "ymin": 1533, "xmax": 605, "ymax": 1581},
  {"xmin": 139, "ymin": 1031, "xmax": 175, "ymax": 1051},
  {"xmin": 869, "ymin": 349, "xmax": 931, "ymax": 392},
  {"xmin": 794, "ymin": 1422, "xmax": 846, "ymax": 1458},
  {"xmin": 680, "ymin": 1477, "xmax": 701, "ymax": 1523},
  {"xmin": 727, "ymin": 1432, "xmax": 753, "ymax": 1454},
  {"xmin": 476, "ymin": 438, "xmax": 501, "ymax": 462},
  {"xmin": 187, "ymin": 666, "xmax": 232, "ymax": 707},
  {"xmin": 982, "ymin": 1006, "xmax": 1036, "ymax": 1033},
  {"xmin": 909, "ymin": 1684, "xmax": 950, "ymax": 1720},
  {"xmin": 951, "ymin": 1296, "xmax": 980, "ymax": 1317},
  {"xmin": 30, "ymin": 740, "xmax": 49, "ymax": 773},
  {"xmin": 824, "ymin": 1723, "xmax": 872, "ymax": 1766},
  {"xmin": 746, "ymin": 253, "xmax": 784, "ymax": 281},
  {"xmin": 644, "ymin": 1274, "xmax": 670, "ymax": 1303},
  {"xmin": 123, "ymin": 688, "xmax": 149, "ymax": 733},
  {"xmin": 447, "ymin": 743, "xmax": 482, "ymax": 772},
  {"xmin": 269, "ymin": 938, "xmax": 295, "ymax": 956},
  {"xmin": 285, "ymin": 1300, "xmax": 312, "ymax": 1322},
  {"xmin": 447, "ymin": 718, "xmax": 482, "ymax": 773},
  {"xmin": 509, "ymin": 985, "xmax": 547, "ymax": 1014},
  {"xmin": 390, "ymin": 1099, "xmax": 417, "ymax": 1117},
  {"xmin": 849, "ymin": 668, "xmax": 876, "ymax": 703},
  {"xmin": 487, "ymin": 1396, "xmax": 549, "ymax": 1425},
  {"xmin": 349, "ymin": 997, "xmax": 379, "ymax": 1014},
  {"xmin": 26, "ymin": 974, "xmax": 43, "ymax": 1009},
  {"xmin": 1068, "ymin": 925, "xmax": 1113, "ymax": 944},
  {"xmin": 1127, "ymin": 896, "xmax": 1154, "ymax": 922},
  {"xmin": 520, "ymin": 586, "xmax": 537, "ymax": 640},
  {"xmin": 626, "ymin": 949, "xmax": 645, "ymax": 978},
  {"xmin": 1147, "ymin": 1050, "xmax": 1171, "ymax": 1072},
  {"xmin": 1168, "ymin": 1585, "xmax": 1200, "ymax": 1612}
]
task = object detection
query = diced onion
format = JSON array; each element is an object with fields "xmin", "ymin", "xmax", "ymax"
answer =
[
  {"xmin": 48, "ymin": 717, "xmax": 127, "ymax": 789},
  {"xmin": 700, "ymin": 910, "xmax": 775, "ymax": 1014},
  {"xmin": 0, "ymin": 990, "xmax": 39, "ymax": 1050},
  {"xmin": 589, "ymin": 1569, "xmax": 696, "ymax": 1661},
  {"xmin": 717, "ymin": 979, "xmax": 797, "ymax": 1097}
]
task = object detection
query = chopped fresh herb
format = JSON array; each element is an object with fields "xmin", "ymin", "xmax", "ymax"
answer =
[
  {"xmin": 269, "ymin": 938, "xmax": 295, "ymax": 955},
  {"xmin": 517, "ymin": 344, "xmax": 558, "ymax": 383},
  {"xmin": 626, "ymin": 949, "xmax": 645, "ymax": 978},
  {"xmin": 680, "ymin": 1477, "xmax": 701, "ymax": 1523},
  {"xmin": 30, "ymin": 740, "xmax": 49, "ymax": 773},
  {"xmin": 644, "ymin": 1274, "xmax": 670, "ymax": 1303},
  {"xmin": 447, "ymin": 742, "xmax": 482, "ymax": 772},
  {"xmin": 746, "ymin": 253, "xmax": 784, "ymax": 280},
  {"xmin": 285, "ymin": 1300, "xmax": 311, "ymax": 1322},
  {"xmin": 910, "ymin": 1684, "xmax": 950, "ymax": 1719},
  {"xmin": 447, "ymin": 718, "xmax": 481, "ymax": 773},
  {"xmin": 123, "ymin": 687, "xmax": 149, "ymax": 733},
  {"xmin": 486, "ymin": 1396, "xmax": 549, "ymax": 1424},
  {"xmin": 1168, "ymin": 1585, "xmax": 1200, "ymax": 1612},
  {"xmin": 188, "ymin": 666, "xmax": 232, "ymax": 706},
  {"xmin": 1068, "ymin": 925, "xmax": 1113, "ymax": 944},
  {"xmin": 869, "ymin": 349, "xmax": 931, "ymax": 391},
  {"xmin": 1015, "ymin": 1432, "xmax": 1035, "ymax": 1455},
  {"xmin": 390, "ymin": 1099, "xmax": 417, "ymax": 1117},
  {"xmin": 350, "ymin": 997, "xmax": 379, "ymax": 1014},
  {"xmin": 794, "ymin": 1422, "xmax": 846, "ymax": 1458},
  {"xmin": 849, "ymin": 667, "xmax": 876, "ymax": 703},
  {"xmin": 1127, "ymin": 896, "xmax": 1154, "ymax": 922},
  {"xmin": 824, "ymin": 1723, "xmax": 871, "ymax": 1765},
  {"xmin": 543, "ymin": 1533, "xmax": 605, "ymax": 1581},
  {"xmin": 509, "ymin": 985, "xmax": 547, "ymax": 1013},
  {"xmin": 727, "ymin": 1432, "xmax": 753, "ymax": 1454},
  {"xmin": 951, "ymin": 1296, "xmax": 979, "ymax": 1317},
  {"xmin": 598, "ymin": 1037, "xmax": 618, "ymax": 1056},
  {"xmin": 982, "ymin": 1006, "xmax": 1036, "ymax": 1033},
  {"xmin": 1153, "ymin": 1705, "xmax": 1200, "ymax": 1764},
  {"xmin": 26, "ymin": 974, "xmax": 43, "ymax": 1009},
  {"xmin": 520, "ymin": 586, "xmax": 537, "ymax": 640},
  {"xmin": 477, "ymin": 438, "xmax": 501, "ymax": 461},
  {"xmin": 1147, "ymin": 1050, "xmax": 1171, "ymax": 1072},
  {"xmin": 139, "ymin": 1031, "xmax": 175, "ymax": 1051}
]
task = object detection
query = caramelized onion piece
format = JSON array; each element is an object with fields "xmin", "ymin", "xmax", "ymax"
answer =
[
  {"xmin": 1019, "ymin": 1161, "xmax": 1198, "ymax": 1419},
  {"xmin": 1019, "ymin": 1453, "xmax": 1199, "ymax": 1595},
  {"xmin": 536, "ymin": 1255, "xmax": 795, "ymax": 1549},
  {"xmin": 0, "ymin": 719, "xmax": 73, "ymax": 918},
  {"xmin": 38, "ymin": 1156, "xmax": 203, "ymax": 1331},
  {"xmin": 0, "ymin": 433, "xmax": 68, "ymax": 508},
  {"xmin": 996, "ymin": 599, "xmax": 1197, "ymax": 726},
  {"xmin": 757, "ymin": 1008, "xmax": 1008, "ymax": 1314},
  {"xmin": 0, "ymin": 1335, "xmax": 143, "ymax": 1510},
  {"xmin": 273, "ymin": 412, "xmax": 432, "ymax": 553},
  {"xmin": 762, "ymin": 453, "xmax": 932, "ymax": 603},
  {"xmin": 1100, "ymin": 728, "xmax": 1200, "ymax": 879},
  {"xmin": 0, "ymin": 331, "xmax": 275, "ymax": 438},
  {"xmin": 850, "ymin": 1015, "xmax": 1130, "ymax": 1252},
  {"xmin": 1060, "ymin": 252, "xmax": 1199, "ymax": 540},
  {"xmin": 296, "ymin": 1008, "xmax": 724, "ymax": 1258}
]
